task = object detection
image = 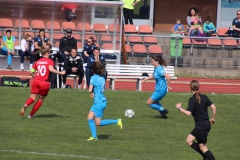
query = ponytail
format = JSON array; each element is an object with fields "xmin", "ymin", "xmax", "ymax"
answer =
[{"xmin": 190, "ymin": 80, "xmax": 201, "ymax": 104}]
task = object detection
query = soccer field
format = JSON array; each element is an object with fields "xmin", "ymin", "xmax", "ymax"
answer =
[{"xmin": 0, "ymin": 87, "xmax": 239, "ymax": 160}]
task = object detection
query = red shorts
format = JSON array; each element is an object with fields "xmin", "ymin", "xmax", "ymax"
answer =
[{"xmin": 31, "ymin": 79, "xmax": 50, "ymax": 96}]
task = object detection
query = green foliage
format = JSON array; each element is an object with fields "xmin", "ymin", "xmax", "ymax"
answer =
[{"xmin": 0, "ymin": 87, "xmax": 239, "ymax": 160}]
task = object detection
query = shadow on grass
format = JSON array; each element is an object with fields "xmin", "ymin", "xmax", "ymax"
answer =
[
  {"xmin": 153, "ymin": 115, "xmax": 169, "ymax": 119},
  {"xmin": 34, "ymin": 114, "xmax": 69, "ymax": 118},
  {"xmin": 98, "ymin": 134, "xmax": 111, "ymax": 140}
]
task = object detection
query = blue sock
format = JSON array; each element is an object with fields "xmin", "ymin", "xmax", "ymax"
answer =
[
  {"xmin": 88, "ymin": 119, "xmax": 97, "ymax": 138},
  {"xmin": 156, "ymin": 102, "xmax": 164, "ymax": 114},
  {"xmin": 100, "ymin": 119, "xmax": 118, "ymax": 126},
  {"xmin": 149, "ymin": 103, "xmax": 165, "ymax": 112},
  {"xmin": 7, "ymin": 54, "xmax": 12, "ymax": 66}
]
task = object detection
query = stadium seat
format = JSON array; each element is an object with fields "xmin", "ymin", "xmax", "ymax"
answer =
[
  {"xmin": 223, "ymin": 38, "xmax": 238, "ymax": 47},
  {"xmin": 217, "ymin": 28, "xmax": 229, "ymax": 37},
  {"xmin": 183, "ymin": 38, "xmax": 192, "ymax": 45},
  {"xmin": 15, "ymin": 19, "xmax": 30, "ymax": 29},
  {"xmin": 148, "ymin": 45, "xmax": 162, "ymax": 54},
  {"xmin": 208, "ymin": 38, "xmax": 222, "ymax": 47},
  {"xmin": 116, "ymin": 35, "xmax": 127, "ymax": 42},
  {"xmin": 192, "ymin": 39, "xmax": 207, "ymax": 46},
  {"xmin": 84, "ymin": 34, "xmax": 97, "ymax": 42},
  {"xmin": 24, "ymin": 32, "xmax": 35, "ymax": 37},
  {"xmin": 124, "ymin": 24, "xmax": 138, "ymax": 34},
  {"xmin": 55, "ymin": 41, "xmax": 60, "ymax": 47},
  {"xmin": 101, "ymin": 35, "xmax": 112, "ymax": 42},
  {"xmin": 15, "ymin": 39, "xmax": 20, "ymax": 46},
  {"xmin": 31, "ymin": 20, "xmax": 45, "ymax": 30},
  {"xmin": 72, "ymin": 33, "xmax": 81, "ymax": 40},
  {"xmin": 132, "ymin": 44, "xmax": 147, "ymax": 54},
  {"xmin": 128, "ymin": 35, "xmax": 143, "ymax": 44},
  {"xmin": 124, "ymin": 44, "xmax": 132, "ymax": 52},
  {"xmin": 77, "ymin": 42, "xmax": 82, "ymax": 49},
  {"xmin": 102, "ymin": 43, "xmax": 120, "ymax": 50},
  {"xmin": 77, "ymin": 22, "xmax": 92, "ymax": 32},
  {"xmin": 46, "ymin": 21, "xmax": 61, "ymax": 31},
  {"xmin": 93, "ymin": 23, "xmax": 107, "ymax": 32},
  {"xmin": 62, "ymin": 22, "xmax": 76, "ymax": 31},
  {"xmin": 108, "ymin": 24, "xmax": 120, "ymax": 33},
  {"xmin": 138, "ymin": 25, "xmax": 152, "ymax": 34},
  {"xmin": 0, "ymin": 18, "xmax": 14, "ymax": 28},
  {"xmin": 52, "ymin": 33, "xmax": 64, "ymax": 40},
  {"xmin": 45, "ymin": 33, "xmax": 50, "ymax": 39},
  {"xmin": 143, "ymin": 36, "xmax": 158, "ymax": 44}
]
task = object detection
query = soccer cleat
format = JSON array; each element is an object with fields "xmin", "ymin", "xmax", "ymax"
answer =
[
  {"xmin": 87, "ymin": 137, "xmax": 98, "ymax": 141},
  {"xmin": 20, "ymin": 108, "xmax": 26, "ymax": 116},
  {"xmin": 77, "ymin": 84, "xmax": 81, "ymax": 89},
  {"xmin": 20, "ymin": 66, "xmax": 24, "ymax": 71},
  {"xmin": 61, "ymin": 84, "xmax": 66, "ymax": 89},
  {"xmin": 28, "ymin": 115, "xmax": 33, "ymax": 119},
  {"xmin": 117, "ymin": 118, "xmax": 123, "ymax": 130},
  {"xmin": 159, "ymin": 109, "xmax": 169, "ymax": 118}
]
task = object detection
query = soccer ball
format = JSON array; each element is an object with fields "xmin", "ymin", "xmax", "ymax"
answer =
[{"xmin": 125, "ymin": 109, "xmax": 134, "ymax": 118}]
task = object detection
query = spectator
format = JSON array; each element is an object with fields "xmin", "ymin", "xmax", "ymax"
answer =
[
  {"xmin": 86, "ymin": 47, "xmax": 107, "ymax": 88},
  {"xmin": 123, "ymin": 0, "xmax": 140, "ymax": 24},
  {"xmin": 187, "ymin": 7, "xmax": 203, "ymax": 36},
  {"xmin": 18, "ymin": 34, "xmax": 34, "ymax": 71},
  {"xmin": 62, "ymin": 4, "xmax": 77, "ymax": 22},
  {"xmin": 34, "ymin": 29, "xmax": 49, "ymax": 62},
  {"xmin": 59, "ymin": 28, "xmax": 77, "ymax": 63},
  {"xmin": 1, "ymin": 29, "xmax": 16, "ymax": 70},
  {"xmin": 203, "ymin": 16, "xmax": 216, "ymax": 37},
  {"xmin": 232, "ymin": 10, "xmax": 240, "ymax": 37},
  {"xmin": 173, "ymin": 18, "xmax": 185, "ymax": 35},
  {"xmin": 62, "ymin": 47, "xmax": 84, "ymax": 89},
  {"xmin": 45, "ymin": 44, "xmax": 62, "ymax": 88},
  {"xmin": 82, "ymin": 37, "xmax": 97, "ymax": 64},
  {"xmin": 139, "ymin": 0, "xmax": 150, "ymax": 19}
]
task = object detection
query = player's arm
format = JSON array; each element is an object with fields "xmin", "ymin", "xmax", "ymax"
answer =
[
  {"xmin": 164, "ymin": 73, "xmax": 172, "ymax": 90},
  {"xmin": 142, "ymin": 75, "xmax": 154, "ymax": 83},
  {"xmin": 49, "ymin": 65, "xmax": 66, "ymax": 75},
  {"xmin": 30, "ymin": 68, "xmax": 36, "ymax": 78},
  {"xmin": 88, "ymin": 84, "xmax": 94, "ymax": 98},
  {"xmin": 209, "ymin": 104, "xmax": 216, "ymax": 124},
  {"xmin": 175, "ymin": 103, "xmax": 192, "ymax": 116}
]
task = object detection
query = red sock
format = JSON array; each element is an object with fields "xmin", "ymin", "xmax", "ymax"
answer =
[
  {"xmin": 29, "ymin": 100, "xmax": 43, "ymax": 116},
  {"xmin": 25, "ymin": 98, "xmax": 35, "ymax": 107}
]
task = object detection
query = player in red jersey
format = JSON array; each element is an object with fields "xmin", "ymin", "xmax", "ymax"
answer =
[{"xmin": 20, "ymin": 48, "xmax": 65, "ymax": 118}]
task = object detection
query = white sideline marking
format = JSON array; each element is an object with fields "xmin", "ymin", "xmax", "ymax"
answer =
[{"xmin": 0, "ymin": 150, "xmax": 122, "ymax": 160}]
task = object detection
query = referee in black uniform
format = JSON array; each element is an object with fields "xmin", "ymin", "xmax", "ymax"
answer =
[{"xmin": 175, "ymin": 80, "xmax": 216, "ymax": 160}]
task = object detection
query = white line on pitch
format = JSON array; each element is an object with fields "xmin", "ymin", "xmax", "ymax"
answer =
[{"xmin": 0, "ymin": 150, "xmax": 122, "ymax": 160}]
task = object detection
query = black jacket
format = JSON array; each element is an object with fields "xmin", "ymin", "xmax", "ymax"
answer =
[
  {"xmin": 63, "ymin": 54, "xmax": 83, "ymax": 71},
  {"xmin": 59, "ymin": 36, "xmax": 77, "ymax": 53}
]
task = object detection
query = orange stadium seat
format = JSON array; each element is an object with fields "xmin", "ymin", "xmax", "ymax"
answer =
[
  {"xmin": 84, "ymin": 34, "xmax": 97, "ymax": 42},
  {"xmin": 93, "ymin": 23, "xmax": 107, "ymax": 32},
  {"xmin": 148, "ymin": 45, "xmax": 162, "ymax": 54},
  {"xmin": 102, "ymin": 43, "xmax": 120, "ymax": 50},
  {"xmin": 55, "ymin": 41, "xmax": 60, "ymax": 47},
  {"xmin": 77, "ymin": 22, "xmax": 92, "ymax": 32},
  {"xmin": 77, "ymin": 42, "xmax": 82, "ymax": 49},
  {"xmin": 108, "ymin": 24, "xmax": 120, "ymax": 33},
  {"xmin": 217, "ymin": 28, "xmax": 229, "ymax": 37},
  {"xmin": 101, "ymin": 35, "xmax": 112, "ymax": 42},
  {"xmin": 0, "ymin": 18, "xmax": 13, "ymax": 28},
  {"xmin": 132, "ymin": 44, "xmax": 147, "ymax": 54},
  {"xmin": 72, "ymin": 33, "xmax": 81, "ymax": 40},
  {"xmin": 46, "ymin": 21, "xmax": 61, "ymax": 31},
  {"xmin": 223, "ymin": 38, "xmax": 238, "ymax": 47},
  {"xmin": 183, "ymin": 38, "xmax": 192, "ymax": 45},
  {"xmin": 62, "ymin": 22, "xmax": 76, "ymax": 31},
  {"xmin": 207, "ymin": 38, "xmax": 222, "ymax": 47},
  {"xmin": 52, "ymin": 33, "xmax": 64, "ymax": 40},
  {"xmin": 124, "ymin": 24, "xmax": 138, "ymax": 34},
  {"xmin": 24, "ymin": 32, "xmax": 35, "ymax": 37},
  {"xmin": 138, "ymin": 25, "xmax": 152, "ymax": 34},
  {"xmin": 124, "ymin": 44, "xmax": 132, "ymax": 52},
  {"xmin": 14, "ymin": 39, "xmax": 20, "ymax": 46},
  {"xmin": 31, "ymin": 20, "xmax": 45, "ymax": 30},
  {"xmin": 143, "ymin": 36, "xmax": 158, "ymax": 44},
  {"xmin": 116, "ymin": 35, "xmax": 127, "ymax": 42},
  {"xmin": 128, "ymin": 35, "xmax": 142, "ymax": 44},
  {"xmin": 15, "ymin": 19, "xmax": 30, "ymax": 29},
  {"xmin": 192, "ymin": 39, "xmax": 207, "ymax": 46}
]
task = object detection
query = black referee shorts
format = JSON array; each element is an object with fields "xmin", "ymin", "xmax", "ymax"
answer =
[{"xmin": 190, "ymin": 120, "xmax": 211, "ymax": 144}]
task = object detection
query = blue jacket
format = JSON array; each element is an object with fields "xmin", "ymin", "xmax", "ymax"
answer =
[
  {"xmin": 203, "ymin": 22, "xmax": 216, "ymax": 32},
  {"xmin": 174, "ymin": 24, "xmax": 184, "ymax": 31},
  {"xmin": 86, "ymin": 54, "xmax": 105, "ymax": 69}
]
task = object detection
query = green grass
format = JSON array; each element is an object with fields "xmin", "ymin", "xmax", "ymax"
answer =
[{"xmin": 0, "ymin": 87, "xmax": 239, "ymax": 160}]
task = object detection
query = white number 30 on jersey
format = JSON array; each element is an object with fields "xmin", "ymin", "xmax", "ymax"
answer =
[{"xmin": 37, "ymin": 65, "xmax": 46, "ymax": 76}]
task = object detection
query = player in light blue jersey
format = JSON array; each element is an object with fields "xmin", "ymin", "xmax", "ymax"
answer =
[
  {"xmin": 87, "ymin": 61, "xmax": 122, "ymax": 141},
  {"xmin": 142, "ymin": 56, "xmax": 172, "ymax": 119}
]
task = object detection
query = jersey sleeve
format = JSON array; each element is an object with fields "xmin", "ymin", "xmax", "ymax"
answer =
[
  {"xmin": 31, "ymin": 62, "xmax": 37, "ymax": 72},
  {"xmin": 206, "ymin": 96, "xmax": 213, "ymax": 107},
  {"xmin": 187, "ymin": 98, "xmax": 195, "ymax": 113},
  {"xmin": 90, "ymin": 76, "xmax": 95, "ymax": 86},
  {"xmin": 48, "ymin": 59, "xmax": 54, "ymax": 67},
  {"xmin": 158, "ymin": 67, "xmax": 166, "ymax": 77},
  {"xmin": 232, "ymin": 18, "xmax": 236, "ymax": 26}
]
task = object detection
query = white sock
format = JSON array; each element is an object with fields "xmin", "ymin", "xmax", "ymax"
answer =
[
  {"xmin": 21, "ymin": 63, "xmax": 24, "ymax": 67},
  {"xmin": 29, "ymin": 64, "xmax": 32, "ymax": 69}
]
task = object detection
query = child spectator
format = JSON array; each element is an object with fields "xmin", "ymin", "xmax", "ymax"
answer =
[
  {"xmin": 203, "ymin": 16, "xmax": 216, "ymax": 37},
  {"xmin": 173, "ymin": 18, "xmax": 185, "ymax": 35}
]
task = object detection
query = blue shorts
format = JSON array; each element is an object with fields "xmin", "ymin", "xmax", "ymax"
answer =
[
  {"xmin": 150, "ymin": 91, "xmax": 167, "ymax": 102},
  {"xmin": 90, "ymin": 100, "xmax": 107, "ymax": 118}
]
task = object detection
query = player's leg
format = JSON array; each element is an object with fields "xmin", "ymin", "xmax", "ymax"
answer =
[
  {"xmin": 28, "ymin": 81, "xmax": 50, "ymax": 118},
  {"xmin": 199, "ymin": 143, "xmax": 215, "ymax": 160},
  {"xmin": 87, "ymin": 108, "xmax": 98, "ymax": 140},
  {"xmin": 95, "ymin": 101, "xmax": 122, "ymax": 130},
  {"xmin": 20, "ymin": 93, "xmax": 37, "ymax": 116},
  {"xmin": 147, "ymin": 91, "xmax": 167, "ymax": 113}
]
